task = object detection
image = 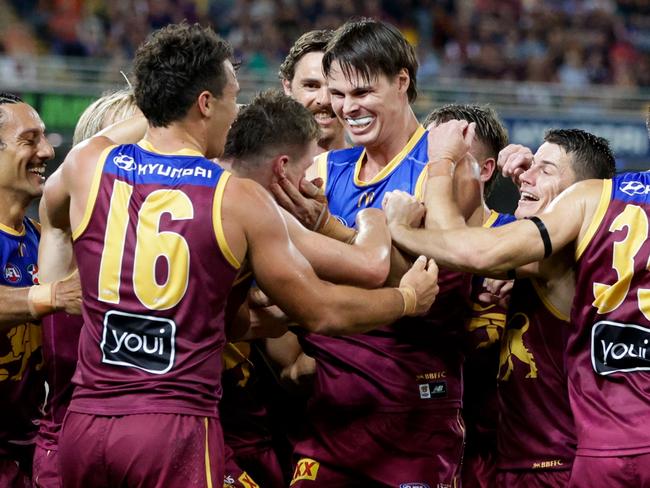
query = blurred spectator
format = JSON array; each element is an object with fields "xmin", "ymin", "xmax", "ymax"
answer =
[{"xmin": 2, "ymin": 0, "xmax": 649, "ymax": 88}]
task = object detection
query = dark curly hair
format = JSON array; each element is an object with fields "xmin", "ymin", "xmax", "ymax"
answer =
[
  {"xmin": 322, "ymin": 18, "xmax": 419, "ymax": 103},
  {"xmin": 133, "ymin": 23, "xmax": 232, "ymax": 128},
  {"xmin": 279, "ymin": 29, "xmax": 333, "ymax": 82}
]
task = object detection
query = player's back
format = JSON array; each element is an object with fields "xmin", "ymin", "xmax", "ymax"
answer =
[
  {"xmin": 571, "ymin": 171, "xmax": 650, "ymax": 455},
  {"xmin": 70, "ymin": 141, "xmax": 239, "ymax": 417}
]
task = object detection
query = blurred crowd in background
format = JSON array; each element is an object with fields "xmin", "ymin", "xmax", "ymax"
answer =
[{"xmin": 1, "ymin": 0, "xmax": 650, "ymax": 88}]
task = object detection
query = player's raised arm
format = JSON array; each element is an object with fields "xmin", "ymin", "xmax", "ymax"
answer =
[
  {"xmin": 223, "ymin": 176, "xmax": 439, "ymax": 335},
  {"xmin": 386, "ymin": 176, "xmax": 603, "ymax": 277}
]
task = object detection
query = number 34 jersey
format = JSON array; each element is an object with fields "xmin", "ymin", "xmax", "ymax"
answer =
[
  {"xmin": 70, "ymin": 141, "xmax": 239, "ymax": 418},
  {"xmin": 571, "ymin": 172, "xmax": 650, "ymax": 456}
]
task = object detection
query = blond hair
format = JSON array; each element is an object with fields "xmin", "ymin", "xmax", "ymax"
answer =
[{"xmin": 73, "ymin": 89, "xmax": 139, "ymax": 145}]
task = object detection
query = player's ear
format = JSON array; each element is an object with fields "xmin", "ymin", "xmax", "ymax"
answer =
[
  {"xmin": 480, "ymin": 157, "xmax": 496, "ymax": 183},
  {"xmin": 271, "ymin": 154, "xmax": 290, "ymax": 180},
  {"xmin": 396, "ymin": 68, "xmax": 410, "ymax": 95},
  {"xmin": 282, "ymin": 79, "xmax": 292, "ymax": 96},
  {"xmin": 197, "ymin": 91, "xmax": 212, "ymax": 117}
]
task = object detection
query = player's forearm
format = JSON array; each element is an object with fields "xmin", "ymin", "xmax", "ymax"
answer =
[
  {"xmin": 0, "ymin": 286, "xmax": 38, "ymax": 330},
  {"xmin": 301, "ymin": 284, "xmax": 407, "ymax": 335},
  {"xmin": 349, "ymin": 209, "xmax": 391, "ymax": 287},
  {"xmin": 424, "ymin": 163, "xmax": 466, "ymax": 230},
  {"xmin": 390, "ymin": 221, "xmax": 544, "ymax": 277},
  {"xmin": 0, "ymin": 280, "xmax": 76, "ymax": 329},
  {"xmin": 95, "ymin": 114, "xmax": 147, "ymax": 145}
]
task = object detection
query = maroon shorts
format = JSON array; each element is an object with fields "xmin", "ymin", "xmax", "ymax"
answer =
[
  {"xmin": 59, "ymin": 412, "xmax": 224, "ymax": 488},
  {"xmin": 224, "ymin": 442, "xmax": 260, "ymax": 488},
  {"xmin": 292, "ymin": 408, "xmax": 464, "ymax": 487},
  {"xmin": 497, "ymin": 469, "xmax": 570, "ymax": 488},
  {"xmin": 463, "ymin": 448, "xmax": 497, "ymax": 488},
  {"xmin": 569, "ymin": 453, "xmax": 650, "ymax": 488},
  {"xmin": 32, "ymin": 445, "xmax": 61, "ymax": 488}
]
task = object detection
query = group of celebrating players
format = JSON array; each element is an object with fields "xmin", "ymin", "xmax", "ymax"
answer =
[{"xmin": 0, "ymin": 16, "xmax": 648, "ymax": 488}]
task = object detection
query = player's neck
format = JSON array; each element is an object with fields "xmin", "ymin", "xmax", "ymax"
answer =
[
  {"xmin": 143, "ymin": 122, "xmax": 206, "ymax": 156},
  {"xmin": 467, "ymin": 201, "xmax": 491, "ymax": 228},
  {"xmin": 319, "ymin": 133, "xmax": 348, "ymax": 152},
  {"xmin": 360, "ymin": 110, "xmax": 419, "ymax": 180},
  {"xmin": 0, "ymin": 192, "xmax": 28, "ymax": 232}
]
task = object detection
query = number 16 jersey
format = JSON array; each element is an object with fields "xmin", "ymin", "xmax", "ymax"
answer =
[{"xmin": 70, "ymin": 141, "xmax": 239, "ymax": 418}]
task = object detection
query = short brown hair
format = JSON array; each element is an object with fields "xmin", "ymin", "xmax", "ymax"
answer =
[{"xmin": 224, "ymin": 89, "xmax": 319, "ymax": 169}]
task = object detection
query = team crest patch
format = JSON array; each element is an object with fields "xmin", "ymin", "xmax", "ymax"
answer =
[
  {"xmin": 3, "ymin": 263, "xmax": 21, "ymax": 283},
  {"xmin": 26, "ymin": 264, "xmax": 39, "ymax": 284},
  {"xmin": 290, "ymin": 458, "xmax": 320, "ymax": 485}
]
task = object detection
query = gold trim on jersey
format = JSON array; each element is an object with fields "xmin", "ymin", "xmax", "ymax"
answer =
[
  {"xmin": 203, "ymin": 417, "xmax": 214, "ymax": 488},
  {"xmin": 575, "ymin": 179, "xmax": 612, "ymax": 260},
  {"xmin": 414, "ymin": 163, "xmax": 428, "ymax": 201},
  {"xmin": 72, "ymin": 144, "xmax": 115, "ymax": 241},
  {"xmin": 233, "ymin": 259, "xmax": 253, "ymax": 285},
  {"xmin": 137, "ymin": 139, "xmax": 203, "ymax": 157},
  {"xmin": 483, "ymin": 209, "xmax": 500, "ymax": 228},
  {"xmin": 530, "ymin": 278, "xmax": 569, "ymax": 322},
  {"xmin": 314, "ymin": 152, "xmax": 329, "ymax": 193},
  {"xmin": 0, "ymin": 222, "xmax": 25, "ymax": 236},
  {"xmin": 353, "ymin": 125, "xmax": 426, "ymax": 187},
  {"xmin": 212, "ymin": 171, "xmax": 240, "ymax": 270}
]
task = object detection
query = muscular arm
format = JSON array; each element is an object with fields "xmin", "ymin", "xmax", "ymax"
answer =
[
  {"xmin": 222, "ymin": 177, "xmax": 438, "ymax": 336},
  {"xmin": 387, "ymin": 169, "xmax": 603, "ymax": 277},
  {"xmin": 283, "ymin": 207, "xmax": 390, "ymax": 288}
]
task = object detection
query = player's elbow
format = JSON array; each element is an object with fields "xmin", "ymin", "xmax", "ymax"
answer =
[{"xmin": 357, "ymin": 251, "xmax": 390, "ymax": 288}]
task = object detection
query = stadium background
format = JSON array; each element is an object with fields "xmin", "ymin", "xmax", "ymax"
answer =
[{"xmin": 0, "ymin": 0, "xmax": 648, "ymax": 212}]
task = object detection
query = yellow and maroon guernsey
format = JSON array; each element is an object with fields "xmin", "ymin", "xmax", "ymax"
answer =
[
  {"xmin": 571, "ymin": 172, "xmax": 650, "ymax": 455},
  {"xmin": 497, "ymin": 278, "xmax": 575, "ymax": 470},
  {"xmin": 69, "ymin": 141, "xmax": 239, "ymax": 417}
]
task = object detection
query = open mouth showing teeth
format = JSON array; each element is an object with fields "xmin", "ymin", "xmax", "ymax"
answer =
[
  {"xmin": 520, "ymin": 191, "xmax": 539, "ymax": 201},
  {"xmin": 314, "ymin": 112, "xmax": 336, "ymax": 121},
  {"xmin": 347, "ymin": 116, "xmax": 373, "ymax": 128},
  {"xmin": 28, "ymin": 166, "xmax": 46, "ymax": 177}
]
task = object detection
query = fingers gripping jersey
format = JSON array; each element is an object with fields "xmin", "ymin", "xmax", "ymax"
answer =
[
  {"xmin": 571, "ymin": 173, "xmax": 650, "ymax": 455},
  {"xmin": 0, "ymin": 218, "xmax": 43, "ymax": 455},
  {"xmin": 70, "ymin": 142, "xmax": 239, "ymax": 417}
]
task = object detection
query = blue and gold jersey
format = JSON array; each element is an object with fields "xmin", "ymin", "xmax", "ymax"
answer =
[
  {"xmin": 315, "ymin": 125, "xmax": 428, "ymax": 227},
  {"xmin": 0, "ymin": 217, "xmax": 44, "ymax": 454}
]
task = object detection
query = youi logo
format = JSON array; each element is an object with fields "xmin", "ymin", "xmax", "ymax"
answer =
[{"xmin": 101, "ymin": 310, "xmax": 176, "ymax": 374}]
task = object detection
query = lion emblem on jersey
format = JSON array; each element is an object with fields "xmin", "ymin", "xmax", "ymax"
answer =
[{"xmin": 499, "ymin": 312, "xmax": 538, "ymax": 380}]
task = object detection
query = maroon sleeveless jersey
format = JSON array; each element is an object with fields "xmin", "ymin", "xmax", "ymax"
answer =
[
  {"xmin": 70, "ymin": 141, "xmax": 239, "ymax": 417},
  {"xmin": 571, "ymin": 174, "xmax": 650, "ymax": 455},
  {"xmin": 36, "ymin": 312, "xmax": 84, "ymax": 450},
  {"xmin": 299, "ymin": 267, "xmax": 470, "ymax": 413},
  {"xmin": 497, "ymin": 278, "xmax": 575, "ymax": 470}
]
